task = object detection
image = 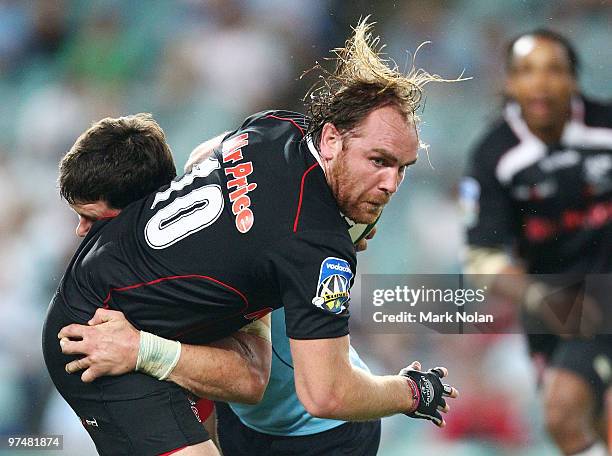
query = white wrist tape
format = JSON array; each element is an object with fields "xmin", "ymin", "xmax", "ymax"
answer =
[{"xmin": 136, "ymin": 331, "xmax": 181, "ymax": 380}]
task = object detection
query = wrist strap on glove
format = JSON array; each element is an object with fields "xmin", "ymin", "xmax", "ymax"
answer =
[
  {"xmin": 400, "ymin": 367, "xmax": 448, "ymax": 426},
  {"xmin": 405, "ymin": 377, "xmax": 421, "ymax": 414}
]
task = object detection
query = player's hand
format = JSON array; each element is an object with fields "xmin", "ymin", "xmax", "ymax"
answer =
[
  {"xmin": 355, "ymin": 227, "xmax": 377, "ymax": 252},
  {"xmin": 399, "ymin": 361, "xmax": 458, "ymax": 428},
  {"xmin": 58, "ymin": 308, "xmax": 140, "ymax": 383}
]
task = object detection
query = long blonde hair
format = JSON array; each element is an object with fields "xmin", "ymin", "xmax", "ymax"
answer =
[{"xmin": 304, "ymin": 17, "xmax": 462, "ymax": 147}]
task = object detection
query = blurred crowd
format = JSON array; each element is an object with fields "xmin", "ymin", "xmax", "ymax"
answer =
[{"xmin": 1, "ymin": 0, "xmax": 611, "ymax": 454}]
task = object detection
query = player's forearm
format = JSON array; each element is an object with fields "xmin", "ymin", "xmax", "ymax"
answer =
[
  {"xmin": 317, "ymin": 367, "xmax": 413, "ymax": 421},
  {"xmin": 292, "ymin": 336, "xmax": 413, "ymax": 420},
  {"xmin": 167, "ymin": 334, "xmax": 270, "ymax": 404}
]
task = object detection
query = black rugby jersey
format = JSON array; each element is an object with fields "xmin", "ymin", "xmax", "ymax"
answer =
[
  {"xmin": 462, "ymin": 98, "xmax": 612, "ymax": 274},
  {"xmin": 53, "ymin": 110, "xmax": 356, "ymax": 344}
]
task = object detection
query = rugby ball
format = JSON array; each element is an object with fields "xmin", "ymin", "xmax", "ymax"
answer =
[{"xmin": 344, "ymin": 213, "xmax": 381, "ymax": 244}]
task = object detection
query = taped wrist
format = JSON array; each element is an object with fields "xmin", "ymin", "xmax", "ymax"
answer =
[{"xmin": 136, "ymin": 331, "xmax": 181, "ymax": 380}]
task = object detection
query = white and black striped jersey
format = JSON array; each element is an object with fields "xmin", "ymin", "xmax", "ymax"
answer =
[{"xmin": 463, "ymin": 97, "xmax": 612, "ymax": 274}]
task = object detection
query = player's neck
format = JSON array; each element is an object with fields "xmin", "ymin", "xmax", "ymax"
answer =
[
  {"xmin": 527, "ymin": 104, "xmax": 572, "ymax": 145},
  {"xmin": 529, "ymin": 124, "xmax": 565, "ymax": 145}
]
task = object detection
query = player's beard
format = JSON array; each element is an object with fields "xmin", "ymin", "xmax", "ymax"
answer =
[{"xmin": 330, "ymin": 152, "xmax": 386, "ymax": 224}]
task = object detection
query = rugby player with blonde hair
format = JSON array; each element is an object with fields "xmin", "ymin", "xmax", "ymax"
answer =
[{"xmin": 46, "ymin": 19, "xmax": 458, "ymax": 455}]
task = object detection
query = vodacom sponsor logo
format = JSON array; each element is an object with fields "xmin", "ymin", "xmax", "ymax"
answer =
[
  {"xmin": 222, "ymin": 133, "xmax": 257, "ymax": 233},
  {"xmin": 327, "ymin": 263, "xmax": 351, "ymax": 273}
]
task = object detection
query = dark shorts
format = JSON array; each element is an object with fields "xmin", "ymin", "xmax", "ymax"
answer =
[
  {"xmin": 526, "ymin": 333, "xmax": 612, "ymax": 415},
  {"xmin": 215, "ymin": 402, "xmax": 381, "ymax": 456},
  {"xmin": 42, "ymin": 301, "xmax": 209, "ymax": 456}
]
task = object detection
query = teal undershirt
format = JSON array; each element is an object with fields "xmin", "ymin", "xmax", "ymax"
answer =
[{"xmin": 229, "ymin": 308, "xmax": 371, "ymax": 436}]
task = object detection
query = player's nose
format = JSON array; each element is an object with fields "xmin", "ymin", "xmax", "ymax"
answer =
[
  {"xmin": 76, "ymin": 217, "xmax": 92, "ymax": 237},
  {"xmin": 378, "ymin": 168, "xmax": 400, "ymax": 195}
]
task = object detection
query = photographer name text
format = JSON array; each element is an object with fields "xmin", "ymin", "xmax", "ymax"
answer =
[{"xmin": 372, "ymin": 311, "xmax": 493, "ymax": 324}]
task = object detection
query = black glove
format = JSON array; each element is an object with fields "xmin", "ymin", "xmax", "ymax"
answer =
[{"xmin": 399, "ymin": 367, "xmax": 451, "ymax": 426}]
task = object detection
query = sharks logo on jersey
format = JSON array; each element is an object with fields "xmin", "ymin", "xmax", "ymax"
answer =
[{"xmin": 311, "ymin": 257, "xmax": 353, "ymax": 314}]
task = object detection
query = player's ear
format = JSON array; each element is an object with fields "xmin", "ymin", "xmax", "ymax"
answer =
[
  {"xmin": 319, "ymin": 123, "xmax": 343, "ymax": 160},
  {"xmin": 102, "ymin": 208, "xmax": 122, "ymax": 218}
]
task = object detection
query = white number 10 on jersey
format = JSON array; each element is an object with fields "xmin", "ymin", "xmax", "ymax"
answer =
[{"xmin": 145, "ymin": 158, "xmax": 224, "ymax": 249}]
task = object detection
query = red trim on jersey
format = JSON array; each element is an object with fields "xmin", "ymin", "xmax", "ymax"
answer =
[
  {"xmin": 102, "ymin": 275, "xmax": 250, "ymax": 339},
  {"xmin": 244, "ymin": 307, "xmax": 273, "ymax": 320},
  {"xmin": 293, "ymin": 163, "xmax": 320, "ymax": 232},
  {"xmin": 158, "ymin": 446, "xmax": 187, "ymax": 456},
  {"xmin": 195, "ymin": 398, "xmax": 215, "ymax": 422},
  {"xmin": 265, "ymin": 114, "xmax": 305, "ymax": 136},
  {"xmin": 102, "ymin": 275, "xmax": 248, "ymax": 308}
]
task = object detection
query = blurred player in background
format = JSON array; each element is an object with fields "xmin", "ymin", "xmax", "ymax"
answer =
[
  {"xmin": 462, "ymin": 30, "xmax": 612, "ymax": 456},
  {"xmin": 46, "ymin": 20, "xmax": 458, "ymax": 455}
]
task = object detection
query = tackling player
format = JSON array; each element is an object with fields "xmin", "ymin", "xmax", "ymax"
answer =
[
  {"xmin": 43, "ymin": 113, "xmax": 272, "ymax": 456},
  {"xmin": 462, "ymin": 30, "xmax": 612, "ymax": 456},
  {"xmin": 44, "ymin": 19, "xmax": 458, "ymax": 455}
]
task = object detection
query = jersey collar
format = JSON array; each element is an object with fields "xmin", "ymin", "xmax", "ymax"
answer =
[
  {"xmin": 504, "ymin": 96, "xmax": 585, "ymax": 147},
  {"xmin": 306, "ymin": 135, "xmax": 325, "ymax": 172},
  {"xmin": 306, "ymin": 135, "xmax": 352, "ymax": 228},
  {"xmin": 506, "ymin": 97, "xmax": 612, "ymax": 150}
]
